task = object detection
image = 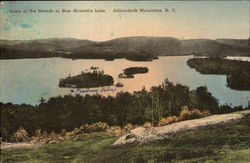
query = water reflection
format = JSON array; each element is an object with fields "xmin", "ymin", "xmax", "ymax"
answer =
[{"xmin": 0, "ymin": 56, "xmax": 249, "ymax": 106}]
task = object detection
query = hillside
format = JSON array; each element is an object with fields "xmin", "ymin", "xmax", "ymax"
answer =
[
  {"xmin": 113, "ymin": 110, "xmax": 250, "ymax": 147},
  {"xmin": 1, "ymin": 37, "xmax": 249, "ymax": 59},
  {"xmin": 1, "ymin": 111, "xmax": 249, "ymax": 162},
  {"xmin": 99, "ymin": 36, "xmax": 181, "ymax": 56},
  {"xmin": 0, "ymin": 38, "xmax": 94, "ymax": 51},
  {"xmin": 216, "ymin": 39, "xmax": 250, "ymax": 48},
  {"xmin": 181, "ymin": 39, "xmax": 250, "ymax": 57},
  {"xmin": 63, "ymin": 36, "xmax": 181, "ymax": 59},
  {"xmin": 0, "ymin": 38, "xmax": 94, "ymax": 59}
]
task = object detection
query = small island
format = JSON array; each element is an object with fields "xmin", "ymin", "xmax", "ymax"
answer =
[
  {"xmin": 187, "ymin": 57, "xmax": 250, "ymax": 90},
  {"xmin": 118, "ymin": 67, "xmax": 149, "ymax": 78},
  {"xmin": 59, "ymin": 67, "xmax": 114, "ymax": 88},
  {"xmin": 115, "ymin": 82, "xmax": 124, "ymax": 87}
]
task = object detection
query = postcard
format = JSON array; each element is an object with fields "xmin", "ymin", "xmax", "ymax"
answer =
[{"xmin": 1, "ymin": 1, "xmax": 250, "ymax": 162}]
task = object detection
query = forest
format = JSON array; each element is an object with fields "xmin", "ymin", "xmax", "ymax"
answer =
[
  {"xmin": 1, "ymin": 78, "xmax": 247, "ymax": 142},
  {"xmin": 0, "ymin": 47, "xmax": 59, "ymax": 59},
  {"xmin": 61, "ymin": 50, "xmax": 157, "ymax": 61},
  {"xmin": 187, "ymin": 57, "xmax": 250, "ymax": 90}
]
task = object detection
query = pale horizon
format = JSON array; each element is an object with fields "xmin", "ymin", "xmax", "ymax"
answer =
[{"xmin": 0, "ymin": 35, "xmax": 249, "ymax": 42}]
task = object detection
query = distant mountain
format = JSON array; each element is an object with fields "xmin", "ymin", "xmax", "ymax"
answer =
[
  {"xmin": 67, "ymin": 36, "xmax": 181, "ymax": 60},
  {"xmin": 216, "ymin": 39, "xmax": 250, "ymax": 48},
  {"xmin": 0, "ymin": 37, "xmax": 249, "ymax": 59},
  {"xmin": 0, "ymin": 38, "xmax": 94, "ymax": 59},
  {"xmin": 181, "ymin": 39, "xmax": 249, "ymax": 57},
  {"xmin": 99, "ymin": 36, "xmax": 181, "ymax": 56},
  {"xmin": 0, "ymin": 38, "xmax": 93, "ymax": 51}
]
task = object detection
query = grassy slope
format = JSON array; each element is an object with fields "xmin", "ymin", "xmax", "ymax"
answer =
[{"xmin": 1, "ymin": 118, "xmax": 250, "ymax": 163}]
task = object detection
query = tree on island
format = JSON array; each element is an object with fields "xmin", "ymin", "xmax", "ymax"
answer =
[{"xmin": 59, "ymin": 67, "xmax": 114, "ymax": 88}]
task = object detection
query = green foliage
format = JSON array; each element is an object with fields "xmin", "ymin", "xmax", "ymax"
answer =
[
  {"xmin": 219, "ymin": 104, "xmax": 245, "ymax": 114},
  {"xmin": 0, "ymin": 103, "xmax": 39, "ymax": 141},
  {"xmin": 1, "ymin": 118, "xmax": 250, "ymax": 163},
  {"xmin": 187, "ymin": 57, "xmax": 250, "ymax": 90},
  {"xmin": 191, "ymin": 86, "xmax": 219, "ymax": 114},
  {"xmin": 2, "ymin": 78, "xmax": 245, "ymax": 142}
]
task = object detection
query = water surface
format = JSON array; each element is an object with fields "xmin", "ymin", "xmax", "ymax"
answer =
[{"xmin": 0, "ymin": 56, "xmax": 249, "ymax": 106}]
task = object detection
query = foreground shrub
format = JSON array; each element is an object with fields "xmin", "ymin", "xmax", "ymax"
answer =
[
  {"xmin": 106, "ymin": 126, "xmax": 123, "ymax": 135},
  {"xmin": 143, "ymin": 122, "xmax": 153, "ymax": 128},
  {"xmin": 123, "ymin": 123, "xmax": 134, "ymax": 132},
  {"xmin": 158, "ymin": 116, "xmax": 179, "ymax": 126},
  {"xmin": 179, "ymin": 106, "xmax": 210, "ymax": 120},
  {"xmin": 14, "ymin": 127, "xmax": 29, "ymax": 142},
  {"xmin": 31, "ymin": 129, "xmax": 63, "ymax": 143},
  {"xmin": 158, "ymin": 106, "xmax": 210, "ymax": 126},
  {"xmin": 80, "ymin": 122, "xmax": 109, "ymax": 133},
  {"xmin": 65, "ymin": 128, "xmax": 79, "ymax": 137}
]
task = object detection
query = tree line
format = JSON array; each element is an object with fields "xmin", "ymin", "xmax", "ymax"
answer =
[
  {"xmin": 187, "ymin": 57, "xmax": 250, "ymax": 90},
  {"xmin": 1, "ymin": 78, "xmax": 247, "ymax": 141}
]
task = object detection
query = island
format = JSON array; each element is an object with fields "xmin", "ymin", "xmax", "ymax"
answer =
[
  {"xmin": 118, "ymin": 67, "xmax": 149, "ymax": 78},
  {"xmin": 115, "ymin": 82, "xmax": 124, "ymax": 87},
  {"xmin": 187, "ymin": 57, "xmax": 250, "ymax": 90},
  {"xmin": 59, "ymin": 67, "xmax": 114, "ymax": 88}
]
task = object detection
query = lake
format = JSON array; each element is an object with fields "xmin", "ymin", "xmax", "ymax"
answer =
[{"xmin": 0, "ymin": 56, "xmax": 249, "ymax": 106}]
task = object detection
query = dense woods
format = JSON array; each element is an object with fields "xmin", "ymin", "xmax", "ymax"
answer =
[
  {"xmin": 61, "ymin": 51, "xmax": 124, "ymax": 60},
  {"xmin": 187, "ymin": 57, "xmax": 250, "ymax": 90},
  {"xmin": 61, "ymin": 51, "xmax": 157, "ymax": 61},
  {"xmin": 0, "ymin": 47, "xmax": 60, "ymax": 59},
  {"xmin": 59, "ymin": 67, "xmax": 114, "ymax": 88},
  {"xmin": 1, "ymin": 78, "xmax": 247, "ymax": 142}
]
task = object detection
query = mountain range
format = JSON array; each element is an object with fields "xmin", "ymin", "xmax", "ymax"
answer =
[{"xmin": 0, "ymin": 37, "xmax": 249, "ymax": 59}]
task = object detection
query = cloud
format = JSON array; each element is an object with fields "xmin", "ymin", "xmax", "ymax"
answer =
[{"xmin": 21, "ymin": 23, "xmax": 32, "ymax": 29}]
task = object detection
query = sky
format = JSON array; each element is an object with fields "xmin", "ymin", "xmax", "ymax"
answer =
[{"xmin": 0, "ymin": 1, "xmax": 249, "ymax": 41}]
